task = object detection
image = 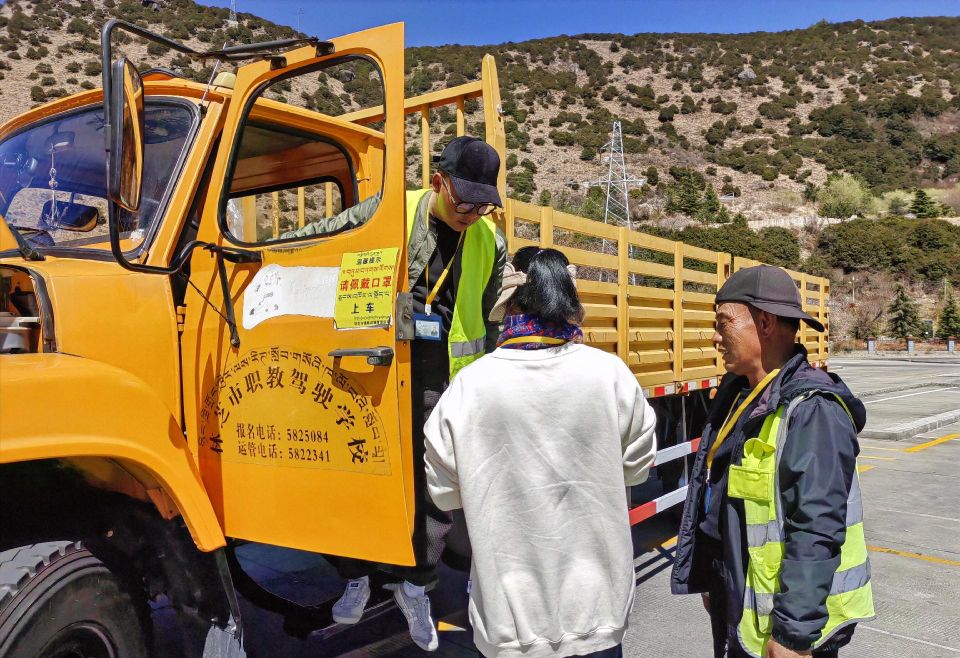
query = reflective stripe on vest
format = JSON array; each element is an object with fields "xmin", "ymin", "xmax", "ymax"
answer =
[
  {"xmin": 729, "ymin": 391, "xmax": 876, "ymax": 658},
  {"xmin": 405, "ymin": 189, "xmax": 495, "ymax": 379}
]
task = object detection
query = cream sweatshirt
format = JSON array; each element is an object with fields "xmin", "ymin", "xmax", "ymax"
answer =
[{"xmin": 424, "ymin": 343, "xmax": 657, "ymax": 658}]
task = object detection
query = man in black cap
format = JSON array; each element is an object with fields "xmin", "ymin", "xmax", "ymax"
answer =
[
  {"xmin": 285, "ymin": 136, "xmax": 506, "ymax": 650},
  {"xmin": 671, "ymin": 265, "xmax": 874, "ymax": 658}
]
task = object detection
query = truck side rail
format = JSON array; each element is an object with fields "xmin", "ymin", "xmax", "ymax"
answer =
[
  {"xmin": 507, "ymin": 199, "xmax": 734, "ymax": 397},
  {"xmin": 338, "ymin": 55, "xmax": 830, "ymax": 397}
]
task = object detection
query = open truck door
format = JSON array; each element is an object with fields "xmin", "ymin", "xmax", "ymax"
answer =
[{"xmin": 178, "ymin": 23, "xmax": 415, "ymax": 565}]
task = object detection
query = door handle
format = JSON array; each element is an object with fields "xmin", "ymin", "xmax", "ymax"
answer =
[{"xmin": 328, "ymin": 346, "xmax": 394, "ymax": 366}]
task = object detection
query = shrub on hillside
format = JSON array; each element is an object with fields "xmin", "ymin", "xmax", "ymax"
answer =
[
  {"xmin": 809, "ymin": 104, "xmax": 873, "ymax": 142},
  {"xmin": 816, "ymin": 217, "xmax": 960, "ymax": 284},
  {"xmin": 816, "ymin": 175, "xmax": 873, "ymax": 218},
  {"xmin": 710, "ymin": 100, "xmax": 737, "ymax": 115}
]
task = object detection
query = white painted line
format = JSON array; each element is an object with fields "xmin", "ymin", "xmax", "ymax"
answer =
[
  {"xmin": 859, "ymin": 624, "xmax": 960, "ymax": 653},
  {"xmin": 873, "ymin": 507, "xmax": 960, "ymax": 523},
  {"xmin": 919, "ymin": 371, "xmax": 960, "ymax": 379},
  {"xmin": 863, "ymin": 387, "xmax": 958, "ymax": 404}
]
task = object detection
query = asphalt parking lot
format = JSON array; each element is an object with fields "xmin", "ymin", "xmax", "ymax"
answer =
[{"xmin": 175, "ymin": 356, "xmax": 960, "ymax": 657}]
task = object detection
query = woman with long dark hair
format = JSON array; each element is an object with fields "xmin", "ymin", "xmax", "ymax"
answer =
[{"xmin": 425, "ymin": 247, "xmax": 657, "ymax": 658}]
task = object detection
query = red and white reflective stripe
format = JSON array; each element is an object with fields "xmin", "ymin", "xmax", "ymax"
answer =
[
  {"xmin": 628, "ymin": 437, "xmax": 702, "ymax": 525},
  {"xmin": 680, "ymin": 377, "xmax": 719, "ymax": 394},
  {"xmin": 629, "ymin": 486, "xmax": 689, "ymax": 525},
  {"xmin": 654, "ymin": 437, "xmax": 701, "ymax": 466},
  {"xmin": 644, "ymin": 384, "xmax": 676, "ymax": 398},
  {"xmin": 646, "ymin": 378, "xmax": 719, "ymax": 398}
]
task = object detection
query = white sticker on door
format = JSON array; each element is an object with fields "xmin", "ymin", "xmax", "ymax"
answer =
[{"xmin": 242, "ymin": 264, "xmax": 339, "ymax": 330}]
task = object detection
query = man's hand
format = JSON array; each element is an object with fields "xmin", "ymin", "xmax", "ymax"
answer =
[
  {"xmin": 764, "ymin": 639, "xmax": 812, "ymax": 658},
  {"xmin": 701, "ymin": 593, "xmax": 710, "ymax": 613}
]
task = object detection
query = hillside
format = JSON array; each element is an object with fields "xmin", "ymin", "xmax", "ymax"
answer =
[{"xmin": 1, "ymin": 0, "xmax": 959, "ymax": 337}]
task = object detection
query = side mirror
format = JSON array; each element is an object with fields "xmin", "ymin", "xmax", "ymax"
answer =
[{"xmin": 107, "ymin": 57, "xmax": 144, "ymax": 212}]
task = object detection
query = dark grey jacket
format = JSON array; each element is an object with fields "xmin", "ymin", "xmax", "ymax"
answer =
[
  {"xmin": 280, "ymin": 192, "xmax": 508, "ymax": 352},
  {"xmin": 670, "ymin": 346, "xmax": 867, "ymax": 652}
]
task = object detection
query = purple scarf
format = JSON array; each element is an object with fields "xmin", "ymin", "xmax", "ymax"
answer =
[{"xmin": 496, "ymin": 314, "xmax": 584, "ymax": 350}]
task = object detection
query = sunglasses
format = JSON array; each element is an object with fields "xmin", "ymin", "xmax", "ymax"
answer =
[{"xmin": 441, "ymin": 176, "xmax": 498, "ymax": 216}]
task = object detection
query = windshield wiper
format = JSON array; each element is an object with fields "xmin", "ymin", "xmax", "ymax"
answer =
[{"xmin": 4, "ymin": 224, "xmax": 44, "ymax": 261}]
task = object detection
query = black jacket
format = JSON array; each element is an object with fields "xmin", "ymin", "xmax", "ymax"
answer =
[{"xmin": 670, "ymin": 346, "xmax": 867, "ymax": 652}]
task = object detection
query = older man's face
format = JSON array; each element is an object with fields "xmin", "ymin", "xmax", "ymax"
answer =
[{"xmin": 713, "ymin": 302, "xmax": 761, "ymax": 377}]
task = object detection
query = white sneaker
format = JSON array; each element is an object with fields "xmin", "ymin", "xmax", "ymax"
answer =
[
  {"xmin": 393, "ymin": 582, "xmax": 439, "ymax": 651},
  {"xmin": 332, "ymin": 577, "xmax": 370, "ymax": 624}
]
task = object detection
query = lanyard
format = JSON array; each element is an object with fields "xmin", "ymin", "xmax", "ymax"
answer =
[
  {"xmin": 499, "ymin": 336, "xmax": 568, "ymax": 347},
  {"xmin": 706, "ymin": 368, "xmax": 780, "ymax": 470},
  {"xmin": 424, "ymin": 227, "xmax": 465, "ymax": 316}
]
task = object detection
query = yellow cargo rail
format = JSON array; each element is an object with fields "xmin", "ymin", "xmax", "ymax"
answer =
[{"xmin": 348, "ymin": 55, "xmax": 831, "ymax": 397}]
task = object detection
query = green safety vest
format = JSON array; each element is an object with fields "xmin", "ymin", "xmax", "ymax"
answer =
[
  {"xmin": 728, "ymin": 391, "xmax": 875, "ymax": 657},
  {"xmin": 405, "ymin": 189, "xmax": 496, "ymax": 380}
]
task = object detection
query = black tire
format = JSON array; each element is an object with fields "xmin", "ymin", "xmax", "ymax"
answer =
[{"xmin": 0, "ymin": 541, "xmax": 150, "ymax": 658}]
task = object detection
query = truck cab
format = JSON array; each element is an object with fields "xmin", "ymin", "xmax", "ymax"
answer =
[{"xmin": 0, "ymin": 21, "xmax": 474, "ymax": 656}]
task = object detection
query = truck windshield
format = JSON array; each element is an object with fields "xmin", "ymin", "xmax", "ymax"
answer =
[{"xmin": 0, "ymin": 99, "xmax": 195, "ymax": 254}]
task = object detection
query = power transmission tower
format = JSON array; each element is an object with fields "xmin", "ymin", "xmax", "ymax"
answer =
[
  {"xmin": 227, "ymin": 0, "xmax": 238, "ymax": 27},
  {"xmin": 597, "ymin": 121, "xmax": 644, "ymax": 231},
  {"xmin": 589, "ymin": 121, "xmax": 644, "ymax": 282}
]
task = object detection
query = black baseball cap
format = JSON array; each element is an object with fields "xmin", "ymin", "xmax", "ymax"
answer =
[
  {"xmin": 716, "ymin": 265, "xmax": 825, "ymax": 332},
  {"xmin": 437, "ymin": 136, "xmax": 502, "ymax": 207}
]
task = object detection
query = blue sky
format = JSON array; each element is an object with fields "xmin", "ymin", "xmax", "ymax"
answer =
[{"xmin": 196, "ymin": 0, "xmax": 960, "ymax": 46}]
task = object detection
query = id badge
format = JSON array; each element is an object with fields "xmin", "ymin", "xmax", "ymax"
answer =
[{"xmin": 413, "ymin": 312, "xmax": 442, "ymax": 341}]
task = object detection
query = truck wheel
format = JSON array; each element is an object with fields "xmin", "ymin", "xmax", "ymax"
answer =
[{"xmin": 0, "ymin": 541, "xmax": 150, "ymax": 658}]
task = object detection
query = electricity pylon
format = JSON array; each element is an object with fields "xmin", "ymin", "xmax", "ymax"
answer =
[
  {"xmin": 593, "ymin": 121, "xmax": 644, "ymax": 282},
  {"xmin": 598, "ymin": 121, "xmax": 644, "ymax": 231}
]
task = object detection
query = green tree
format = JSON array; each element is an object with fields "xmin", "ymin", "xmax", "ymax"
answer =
[
  {"xmin": 886, "ymin": 284, "xmax": 925, "ymax": 339},
  {"xmin": 697, "ymin": 184, "xmax": 722, "ymax": 222},
  {"xmin": 816, "ymin": 175, "xmax": 872, "ymax": 219},
  {"xmin": 666, "ymin": 175, "xmax": 702, "ymax": 217},
  {"xmin": 937, "ymin": 291, "xmax": 960, "ymax": 338},
  {"xmin": 910, "ymin": 189, "xmax": 940, "ymax": 218}
]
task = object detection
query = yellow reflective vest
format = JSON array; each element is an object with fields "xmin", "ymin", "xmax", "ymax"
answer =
[
  {"xmin": 405, "ymin": 189, "xmax": 497, "ymax": 380},
  {"xmin": 728, "ymin": 391, "xmax": 875, "ymax": 657}
]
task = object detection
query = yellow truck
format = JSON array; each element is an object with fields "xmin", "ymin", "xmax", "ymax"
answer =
[{"xmin": 0, "ymin": 20, "xmax": 829, "ymax": 656}]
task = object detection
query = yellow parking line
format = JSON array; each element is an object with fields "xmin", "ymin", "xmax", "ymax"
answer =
[
  {"xmin": 867, "ymin": 544, "xmax": 960, "ymax": 567},
  {"xmin": 643, "ymin": 535, "xmax": 678, "ymax": 551},
  {"xmin": 857, "ymin": 465, "xmax": 876, "ymax": 473},
  {"xmin": 859, "ymin": 455, "xmax": 896, "ymax": 461},
  {"xmin": 861, "ymin": 446, "xmax": 905, "ymax": 452},
  {"xmin": 438, "ymin": 621, "xmax": 467, "ymax": 632},
  {"xmin": 905, "ymin": 433, "xmax": 959, "ymax": 453}
]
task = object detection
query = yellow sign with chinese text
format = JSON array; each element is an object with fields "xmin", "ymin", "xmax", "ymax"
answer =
[
  {"xmin": 334, "ymin": 248, "xmax": 400, "ymax": 329},
  {"xmin": 199, "ymin": 347, "xmax": 391, "ymax": 475}
]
